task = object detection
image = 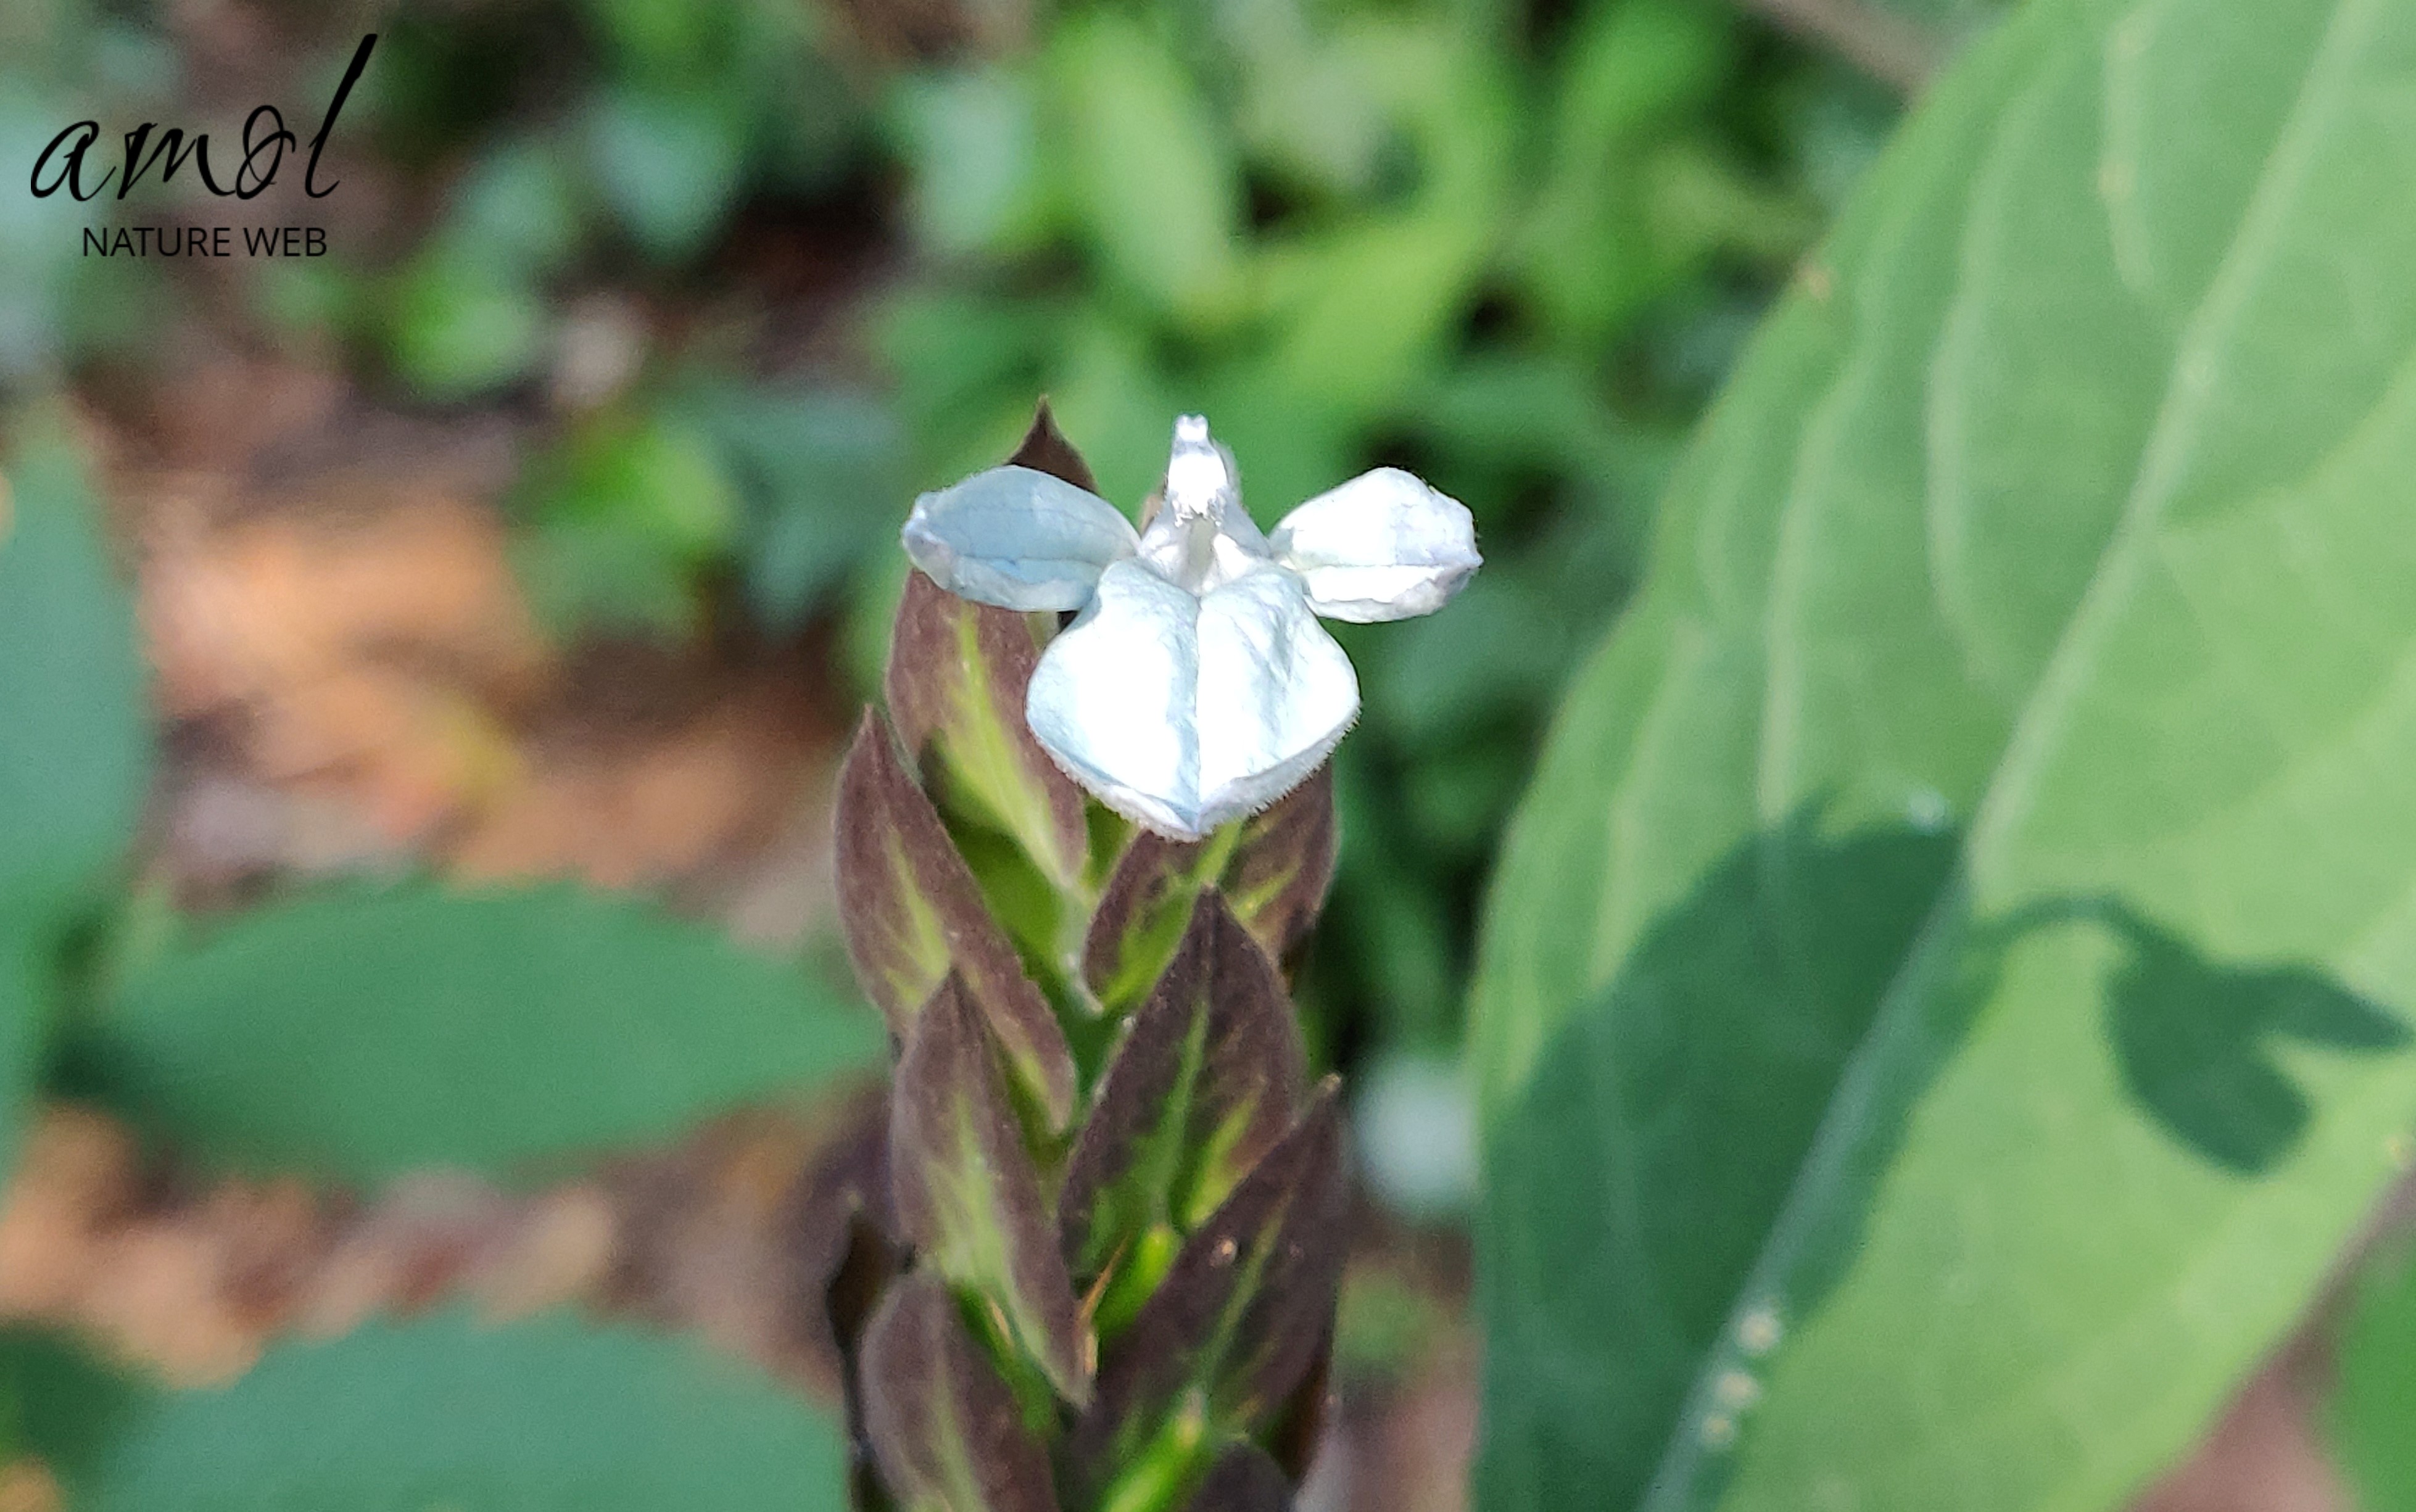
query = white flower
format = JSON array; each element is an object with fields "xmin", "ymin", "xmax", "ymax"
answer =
[{"xmin": 902, "ymin": 415, "xmax": 1480, "ymax": 840}]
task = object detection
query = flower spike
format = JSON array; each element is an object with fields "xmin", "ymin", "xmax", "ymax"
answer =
[{"xmin": 840, "ymin": 405, "xmax": 1371, "ymax": 1512}]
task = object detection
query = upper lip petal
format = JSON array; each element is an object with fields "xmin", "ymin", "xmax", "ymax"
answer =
[{"xmin": 900, "ymin": 464, "xmax": 1140, "ymax": 613}]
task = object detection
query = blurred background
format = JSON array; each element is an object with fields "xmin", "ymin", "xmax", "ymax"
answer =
[{"xmin": 5, "ymin": 0, "xmax": 2365, "ymax": 1507}]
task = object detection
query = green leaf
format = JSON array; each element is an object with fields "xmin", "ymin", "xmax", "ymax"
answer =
[
  {"xmin": 692, "ymin": 384, "xmax": 903, "ymax": 629},
  {"xmin": 1047, "ymin": 12, "xmax": 1245, "ymax": 331},
  {"xmin": 861, "ymin": 1273, "xmax": 1060, "ymax": 1512},
  {"xmin": 873, "ymin": 290, "xmax": 1059, "ymax": 483},
  {"xmin": 384, "ymin": 250, "xmax": 548, "ymax": 400},
  {"xmin": 433, "ymin": 139, "xmax": 584, "ymax": 279},
  {"xmin": 0, "ymin": 87, "xmax": 91, "ymax": 379},
  {"xmin": 881, "ymin": 408, "xmax": 1098, "ymax": 949},
  {"xmin": 14, "ymin": 1312, "xmax": 848, "ymax": 1511},
  {"xmin": 0, "ymin": 428, "xmax": 151, "ymax": 1187},
  {"xmin": 0, "ymin": 928, "xmax": 39, "ymax": 1193},
  {"xmin": 888, "ymin": 977, "xmax": 1091, "ymax": 1405},
  {"xmin": 0, "ymin": 429, "xmax": 151, "ymax": 921},
  {"xmin": 892, "ymin": 67, "xmax": 1055, "ymax": 260},
  {"xmin": 582, "ymin": 0, "xmax": 730, "ymax": 73},
  {"xmin": 1041, "ymin": 312, "xmax": 1181, "ymax": 510},
  {"xmin": 1218, "ymin": 6, "xmax": 1388, "ymax": 199},
  {"xmin": 1515, "ymin": 0, "xmax": 1761, "ymax": 344},
  {"xmin": 2330, "ymin": 1239, "xmax": 2416, "ymax": 1512},
  {"xmin": 835, "ymin": 711, "xmax": 1077, "ymax": 1129},
  {"xmin": 1471, "ymin": 1, "xmax": 2416, "ymax": 1510},
  {"xmin": 1, "ymin": 1328, "xmax": 147, "ymax": 1473},
  {"xmin": 75, "ymin": 883, "xmax": 883, "ymax": 1179},
  {"xmin": 1254, "ymin": 218, "xmax": 1487, "ymax": 419},
  {"xmin": 1251, "ymin": 21, "xmax": 1513, "ymax": 421},
  {"xmin": 1061, "ymin": 895, "xmax": 1309, "ymax": 1284}
]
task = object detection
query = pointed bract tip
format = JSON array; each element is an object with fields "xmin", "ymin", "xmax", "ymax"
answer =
[{"xmin": 1009, "ymin": 399, "xmax": 1101, "ymax": 494}]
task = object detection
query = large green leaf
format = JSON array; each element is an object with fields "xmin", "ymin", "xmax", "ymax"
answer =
[
  {"xmin": 75, "ymin": 883, "xmax": 883, "ymax": 1179},
  {"xmin": 0, "ymin": 429, "xmax": 149, "ymax": 914},
  {"xmin": 2331, "ymin": 1239, "xmax": 2416, "ymax": 1512},
  {"xmin": 0, "ymin": 928, "xmax": 38, "ymax": 1197},
  {"xmin": 1, "ymin": 1328, "xmax": 143, "ymax": 1471},
  {"xmin": 5, "ymin": 1313, "xmax": 848, "ymax": 1511},
  {"xmin": 1471, "ymin": 1, "xmax": 2416, "ymax": 1509},
  {"xmin": 0, "ymin": 427, "xmax": 152, "ymax": 1186}
]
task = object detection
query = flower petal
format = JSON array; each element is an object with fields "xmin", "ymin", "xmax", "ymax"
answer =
[
  {"xmin": 1027, "ymin": 561, "xmax": 1201, "ymax": 837},
  {"xmin": 902, "ymin": 465, "xmax": 1140, "ymax": 612},
  {"xmin": 1194, "ymin": 571, "xmax": 1358, "ymax": 825},
  {"xmin": 1268, "ymin": 467, "xmax": 1481, "ymax": 622},
  {"xmin": 1026, "ymin": 564, "xmax": 1357, "ymax": 840}
]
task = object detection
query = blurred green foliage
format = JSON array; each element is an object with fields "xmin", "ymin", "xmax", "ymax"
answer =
[
  {"xmin": 0, "ymin": 0, "xmax": 1932, "ymax": 1161},
  {"xmin": 3, "ymin": 1314, "xmax": 851, "ymax": 1510},
  {"xmin": 0, "ymin": 421, "xmax": 151, "ymax": 1188},
  {"xmin": 875, "ymin": 0, "xmax": 1909, "ymax": 1065},
  {"xmin": 71, "ymin": 882, "xmax": 883, "ymax": 1179},
  {"xmin": 0, "ymin": 409, "xmax": 866, "ymax": 1503},
  {"xmin": 2333, "ymin": 1237, "xmax": 2416, "ymax": 1512},
  {"xmin": 363, "ymin": 0, "xmax": 903, "ymax": 640}
]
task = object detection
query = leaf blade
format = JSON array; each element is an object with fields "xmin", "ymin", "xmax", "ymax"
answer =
[
  {"xmin": 1083, "ymin": 768, "xmax": 1338, "ymax": 1016},
  {"xmin": 12, "ymin": 1313, "xmax": 849, "ymax": 1511},
  {"xmin": 0, "ymin": 428, "xmax": 152, "ymax": 1185},
  {"xmin": 887, "ymin": 571, "xmax": 1092, "ymax": 893},
  {"xmin": 1471, "ymin": 1, "xmax": 2416, "ymax": 1508},
  {"xmin": 0, "ymin": 428, "xmax": 152, "ymax": 921},
  {"xmin": 75, "ymin": 883, "xmax": 883, "ymax": 1180}
]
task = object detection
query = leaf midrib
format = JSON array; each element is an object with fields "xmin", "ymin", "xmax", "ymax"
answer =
[{"xmin": 1962, "ymin": 0, "xmax": 2375, "ymax": 886}]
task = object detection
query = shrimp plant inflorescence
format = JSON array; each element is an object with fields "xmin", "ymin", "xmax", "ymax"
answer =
[{"xmin": 830, "ymin": 405, "xmax": 1478, "ymax": 1512}]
